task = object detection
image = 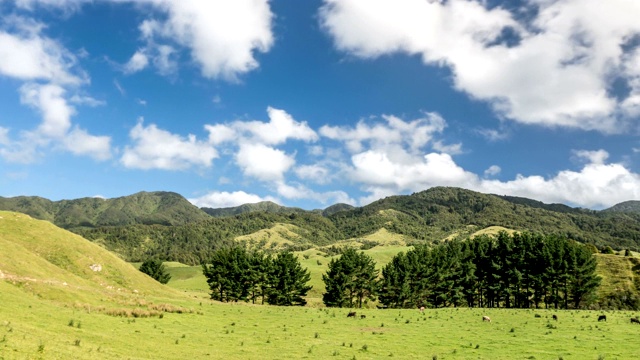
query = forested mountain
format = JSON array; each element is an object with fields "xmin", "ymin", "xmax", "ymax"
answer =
[
  {"xmin": 63, "ymin": 187, "xmax": 640, "ymax": 264},
  {"xmin": 603, "ymin": 200, "xmax": 640, "ymax": 214},
  {"xmin": 0, "ymin": 191, "xmax": 210, "ymax": 229},
  {"xmin": 202, "ymin": 201, "xmax": 309, "ymax": 217}
]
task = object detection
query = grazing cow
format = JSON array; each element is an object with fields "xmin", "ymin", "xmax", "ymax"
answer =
[
  {"xmin": 631, "ymin": 317, "xmax": 640, "ymax": 324},
  {"xmin": 552, "ymin": 314, "xmax": 558, "ymax": 321},
  {"xmin": 419, "ymin": 306, "xmax": 425, "ymax": 313},
  {"xmin": 482, "ymin": 316, "xmax": 491, "ymax": 322},
  {"xmin": 360, "ymin": 314, "xmax": 366, "ymax": 319},
  {"xmin": 598, "ymin": 315, "xmax": 607, "ymax": 322},
  {"xmin": 347, "ymin": 311, "xmax": 356, "ymax": 318}
]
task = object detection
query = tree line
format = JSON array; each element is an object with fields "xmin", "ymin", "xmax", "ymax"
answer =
[{"xmin": 323, "ymin": 232, "xmax": 601, "ymax": 310}]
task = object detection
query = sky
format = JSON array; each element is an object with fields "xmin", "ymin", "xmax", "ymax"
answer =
[{"xmin": 1, "ymin": 0, "xmax": 640, "ymax": 210}]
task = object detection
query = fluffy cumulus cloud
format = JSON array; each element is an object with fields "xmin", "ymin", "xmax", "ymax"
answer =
[
  {"xmin": 320, "ymin": 112, "xmax": 446, "ymax": 153},
  {"xmin": 123, "ymin": 0, "xmax": 274, "ymax": 80},
  {"xmin": 235, "ymin": 143, "xmax": 295, "ymax": 181},
  {"xmin": 121, "ymin": 119, "xmax": 217, "ymax": 170},
  {"xmin": 478, "ymin": 153, "xmax": 640, "ymax": 209},
  {"xmin": 205, "ymin": 107, "xmax": 318, "ymax": 146},
  {"xmin": 188, "ymin": 190, "xmax": 278, "ymax": 208},
  {"xmin": 320, "ymin": 0, "xmax": 640, "ymax": 133},
  {"xmin": 0, "ymin": 14, "xmax": 110, "ymax": 162}
]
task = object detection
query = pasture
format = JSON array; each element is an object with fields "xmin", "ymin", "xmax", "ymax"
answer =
[
  {"xmin": 3, "ymin": 280, "xmax": 640, "ymax": 359},
  {"xmin": 3, "ymin": 211, "xmax": 640, "ymax": 359}
]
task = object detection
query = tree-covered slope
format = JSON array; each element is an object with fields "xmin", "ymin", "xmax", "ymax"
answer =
[
  {"xmin": 201, "ymin": 201, "xmax": 308, "ymax": 217},
  {"xmin": 603, "ymin": 200, "xmax": 640, "ymax": 214},
  {"xmin": 0, "ymin": 191, "xmax": 210, "ymax": 229},
  {"xmin": 71, "ymin": 187, "xmax": 640, "ymax": 264}
]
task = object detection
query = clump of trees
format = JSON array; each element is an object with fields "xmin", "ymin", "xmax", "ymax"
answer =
[
  {"xmin": 139, "ymin": 259, "xmax": 171, "ymax": 284},
  {"xmin": 321, "ymin": 232, "xmax": 601, "ymax": 310},
  {"xmin": 377, "ymin": 232, "xmax": 601, "ymax": 309},
  {"xmin": 201, "ymin": 247, "xmax": 312, "ymax": 306},
  {"xmin": 322, "ymin": 248, "xmax": 378, "ymax": 308}
]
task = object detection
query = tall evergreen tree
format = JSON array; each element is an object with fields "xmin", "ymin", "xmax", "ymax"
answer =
[
  {"xmin": 322, "ymin": 248, "xmax": 378, "ymax": 308},
  {"xmin": 266, "ymin": 251, "xmax": 312, "ymax": 306}
]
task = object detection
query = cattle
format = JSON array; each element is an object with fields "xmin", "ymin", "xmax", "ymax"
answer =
[
  {"xmin": 419, "ymin": 306, "xmax": 425, "ymax": 313},
  {"xmin": 360, "ymin": 314, "xmax": 366, "ymax": 319},
  {"xmin": 631, "ymin": 317, "xmax": 640, "ymax": 324},
  {"xmin": 598, "ymin": 315, "xmax": 607, "ymax": 322},
  {"xmin": 482, "ymin": 316, "xmax": 491, "ymax": 322},
  {"xmin": 347, "ymin": 311, "xmax": 356, "ymax": 318},
  {"xmin": 552, "ymin": 314, "xmax": 558, "ymax": 321}
]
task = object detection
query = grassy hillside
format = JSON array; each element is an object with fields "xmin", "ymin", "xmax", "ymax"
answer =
[
  {"xmin": 4, "ymin": 213, "xmax": 640, "ymax": 359},
  {"xmin": 0, "ymin": 211, "xmax": 182, "ymax": 306},
  {"xmin": 0, "ymin": 191, "xmax": 210, "ymax": 229}
]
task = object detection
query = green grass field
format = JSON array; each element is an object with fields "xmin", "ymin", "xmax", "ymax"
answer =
[{"xmin": 3, "ymin": 211, "xmax": 640, "ymax": 359}]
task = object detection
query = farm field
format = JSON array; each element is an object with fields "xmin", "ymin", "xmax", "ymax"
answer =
[
  {"xmin": 3, "ymin": 211, "xmax": 640, "ymax": 359},
  {"xmin": 3, "ymin": 279, "xmax": 640, "ymax": 360}
]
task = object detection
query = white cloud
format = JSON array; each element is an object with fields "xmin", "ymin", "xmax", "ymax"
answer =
[
  {"xmin": 205, "ymin": 107, "xmax": 318, "ymax": 146},
  {"xmin": 432, "ymin": 141, "xmax": 463, "ymax": 155},
  {"xmin": 345, "ymin": 143, "xmax": 640, "ymax": 209},
  {"xmin": 127, "ymin": 0, "xmax": 274, "ymax": 80},
  {"xmin": 295, "ymin": 164, "xmax": 331, "ymax": 184},
  {"xmin": 62, "ymin": 127, "xmax": 111, "ymax": 161},
  {"xmin": 69, "ymin": 95, "xmax": 106, "ymax": 107},
  {"xmin": 0, "ymin": 16, "xmax": 85, "ymax": 85},
  {"xmin": 573, "ymin": 149, "xmax": 609, "ymax": 165},
  {"xmin": 123, "ymin": 50, "xmax": 149, "ymax": 74},
  {"xmin": 189, "ymin": 190, "xmax": 278, "ymax": 208},
  {"xmin": 235, "ymin": 143, "xmax": 295, "ymax": 181},
  {"xmin": 320, "ymin": 0, "xmax": 640, "ymax": 133},
  {"xmin": 484, "ymin": 165, "xmax": 501, "ymax": 177},
  {"xmin": 320, "ymin": 112, "xmax": 445, "ymax": 153},
  {"xmin": 121, "ymin": 119, "xmax": 217, "ymax": 170},
  {"xmin": 478, "ymin": 160, "xmax": 640, "ymax": 209},
  {"xmin": 275, "ymin": 181, "xmax": 355, "ymax": 205},
  {"xmin": 20, "ymin": 83, "xmax": 73, "ymax": 138}
]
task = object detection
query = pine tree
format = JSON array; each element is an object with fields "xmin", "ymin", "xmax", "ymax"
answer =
[
  {"xmin": 266, "ymin": 251, "xmax": 312, "ymax": 306},
  {"xmin": 322, "ymin": 248, "xmax": 378, "ymax": 308},
  {"xmin": 139, "ymin": 259, "xmax": 171, "ymax": 284}
]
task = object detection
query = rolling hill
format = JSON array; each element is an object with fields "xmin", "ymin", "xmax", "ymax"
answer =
[
  {"xmin": 0, "ymin": 191, "xmax": 210, "ymax": 229},
  {"xmin": 59, "ymin": 187, "xmax": 640, "ymax": 265}
]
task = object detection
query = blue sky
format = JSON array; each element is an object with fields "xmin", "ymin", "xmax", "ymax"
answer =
[{"xmin": 1, "ymin": 0, "xmax": 640, "ymax": 210}]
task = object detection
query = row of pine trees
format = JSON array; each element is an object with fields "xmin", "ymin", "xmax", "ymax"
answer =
[
  {"xmin": 377, "ymin": 232, "xmax": 601, "ymax": 309},
  {"xmin": 201, "ymin": 232, "xmax": 601, "ymax": 309}
]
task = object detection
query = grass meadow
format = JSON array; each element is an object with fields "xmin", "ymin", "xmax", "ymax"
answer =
[
  {"xmin": 3, "ymin": 211, "xmax": 640, "ymax": 359},
  {"xmin": 4, "ymin": 278, "xmax": 640, "ymax": 360}
]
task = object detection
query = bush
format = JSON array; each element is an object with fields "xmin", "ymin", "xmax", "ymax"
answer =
[{"xmin": 139, "ymin": 259, "xmax": 171, "ymax": 284}]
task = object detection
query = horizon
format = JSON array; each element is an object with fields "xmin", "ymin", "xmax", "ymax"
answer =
[
  {"xmin": 1, "ymin": 1, "xmax": 640, "ymax": 210},
  {"xmin": 3, "ymin": 186, "xmax": 634, "ymax": 212}
]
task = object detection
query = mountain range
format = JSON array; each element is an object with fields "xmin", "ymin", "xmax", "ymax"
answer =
[{"xmin": 1, "ymin": 187, "xmax": 639, "ymax": 264}]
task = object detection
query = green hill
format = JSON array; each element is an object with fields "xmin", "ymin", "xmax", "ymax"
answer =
[
  {"xmin": 603, "ymin": 200, "xmax": 640, "ymax": 214},
  {"xmin": 0, "ymin": 191, "xmax": 210, "ymax": 229},
  {"xmin": 201, "ymin": 200, "xmax": 308, "ymax": 217},
  {"xmin": 0, "ymin": 210, "xmax": 184, "ymax": 308}
]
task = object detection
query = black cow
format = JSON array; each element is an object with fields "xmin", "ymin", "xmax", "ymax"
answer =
[
  {"xmin": 598, "ymin": 315, "xmax": 607, "ymax": 322},
  {"xmin": 631, "ymin": 317, "xmax": 640, "ymax": 324},
  {"xmin": 347, "ymin": 311, "xmax": 356, "ymax": 318},
  {"xmin": 360, "ymin": 314, "xmax": 366, "ymax": 319},
  {"xmin": 552, "ymin": 314, "xmax": 558, "ymax": 321}
]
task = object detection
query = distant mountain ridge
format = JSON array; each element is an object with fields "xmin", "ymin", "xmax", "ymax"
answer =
[
  {"xmin": 0, "ymin": 191, "xmax": 210, "ymax": 229},
  {"xmin": 603, "ymin": 201, "xmax": 640, "ymax": 214},
  {"xmin": 202, "ymin": 201, "xmax": 309, "ymax": 217}
]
